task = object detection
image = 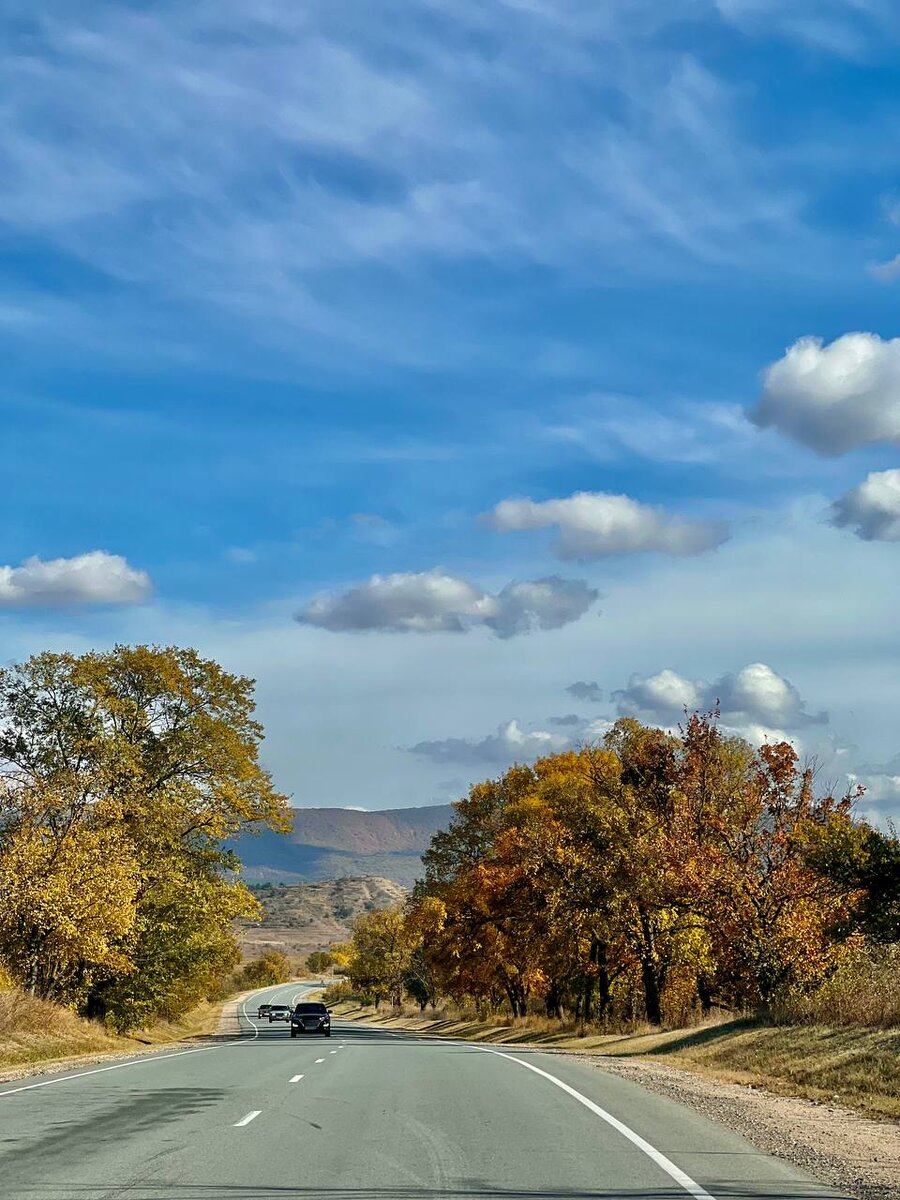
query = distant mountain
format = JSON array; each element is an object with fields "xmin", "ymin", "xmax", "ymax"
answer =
[
  {"xmin": 239, "ymin": 876, "xmax": 409, "ymax": 959},
  {"xmin": 231, "ymin": 803, "xmax": 454, "ymax": 888}
]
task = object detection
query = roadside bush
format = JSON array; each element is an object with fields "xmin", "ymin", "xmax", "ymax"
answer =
[
  {"xmin": 236, "ymin": 950, "xmax": 292, "ymax": 989},
  {"xmin": 776, "ymin": 941, "xmax": 900, "ymax": 1028},
  {"xmin": 322, "ymin": 979, "xmax": 371, "ymax": 1006}
]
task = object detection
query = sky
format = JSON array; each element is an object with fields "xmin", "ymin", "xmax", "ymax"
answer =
[{"xmin": 2, "ymin": 1, "xmax": 900, "ymax": 823}]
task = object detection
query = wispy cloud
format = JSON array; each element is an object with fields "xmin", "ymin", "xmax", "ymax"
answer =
[{"xmin": 0, "ymin": 3, "xmax": 810, "ymax": 361}]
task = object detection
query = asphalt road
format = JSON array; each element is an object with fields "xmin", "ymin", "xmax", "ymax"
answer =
[{"xmin": 0, "ymin": 980, "xmax": 852, "ymax": 1200}]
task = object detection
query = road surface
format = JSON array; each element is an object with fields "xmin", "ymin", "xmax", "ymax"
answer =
[{"xmin": 0, "ymin": 980, "xmax": 851, "ymax": 1199}]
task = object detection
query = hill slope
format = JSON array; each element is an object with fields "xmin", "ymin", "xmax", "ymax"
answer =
[
  {"xmin": 232, "ymin": 804, "xmax": 454, "ymax": 887},
  {"xmin": 238, "ymin": 876, "xmax": 408, "ymax": 958}
]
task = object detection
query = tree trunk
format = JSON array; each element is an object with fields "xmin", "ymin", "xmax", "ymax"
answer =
[
  {"xmin": 641, "ymin": 959, "xmax": 663, "ymax": 1025},
  {"xmin": 697, "ymin": 974, "xmax": 713, "ymax": 1017}
]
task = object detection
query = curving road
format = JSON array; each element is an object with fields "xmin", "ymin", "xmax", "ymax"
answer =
[{"xmin": 0, "ymin": 980, "xmax": 850, "ymax": 1200}]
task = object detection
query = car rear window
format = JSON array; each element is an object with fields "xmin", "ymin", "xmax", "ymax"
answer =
[{"xmin": 294, "ymin": 1003, "xmax": 327, "ymax": 1013}]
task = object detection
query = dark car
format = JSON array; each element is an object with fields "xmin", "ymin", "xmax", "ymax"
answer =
[
  {"xmin": 291, "ymin": 1002, "xmax": 332, "ymax": 1038},
  {"xmin": 268, "ymin": 1004, "xmax": 292, "ymax": 1023},
  {"xmin": 257, "ymin": 1003, "xmax": 271, "ymax": 1019}
]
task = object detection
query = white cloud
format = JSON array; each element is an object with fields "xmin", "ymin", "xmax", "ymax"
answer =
[
  {"xmin": 869, "ymin": 254, "xmax": 900, "ymax": 283},
  {"xmin": 847, "ymin": 771, "xmax": 900, "ymax": 811},
  {"xmin": 409, "ymin": 719, "xmax": 570, "ymax": 766},
  {"xmin": 615, "ymin": 667, "xmax": 703, "ymax": 718},
  {"xmin": 613, "ymin": 661, "xmax": 827, "ymax": 744},
  {"xmin": 830, "ymin": 468, "xmax": 900, "ymax": 541},
  {"xmin": 0, "ymin": 4, "xmax": 810, "ymax": 367},
  {"xmin": 0, "ymin": 551, "xmax": 151, "ymax": 607},
  {"xmin": 483, "ymin": 491, "xmax": 727, "ymax": 559},
  {"xmin": 409, "ymin": 713, "xmax": 613, "ymax": 767},
  {"xmin": 714, "ymin": 0, "xmax": 898, "ymax": 57},
  {"xmin": 752, "ymin": 333, "xmax": 900, "ymax": 455},
  {"xmin": 488, "ymin": 577, "xmax": 599, "ymax": 638},
  {"xmin": 296, "ymin": 569, "xmax": 597, "ymax": 638}
]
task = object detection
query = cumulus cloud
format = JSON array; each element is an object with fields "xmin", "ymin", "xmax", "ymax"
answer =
[
  {"xmin": 483, "ymin": 491, "xmax": 727, "ymax": 559},
  {"xmin": 847, "ymin": 771, "xmax": 900, "ymax": 812},
  {"xmin": 0, "ymin": 551, "xmax": 151, "ymax": 607},
  {"xmin": 409, "ymin": 714, "xmax": 613, "ymax": 766},
  {"xmin": 752, "ymin": 333, "xmax": 900, "ymax": 455},
  {"xmin": 296, "ymin": 569, "xmax": 598, "ymax": 638},
  {"xmin": 613, "ymin": 662, "xmax": 827, "ymax": 743},
  {"xmin": 409, "ymin": 719, "xmax": 571, "ymax": 766},
  {"xmin": 566, "ymin": 680, "xmax": 604, "ymax": 703},
  {"xmin": 830, "ymin": 469, "xmax": 900, "ymax": 541}
]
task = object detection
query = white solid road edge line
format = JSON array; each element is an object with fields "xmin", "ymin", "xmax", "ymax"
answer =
[
  {"xmin": 234, "ymin": 1110, "xmax": 261, "ymax": 1127},
  {"xmin": 0, "ymin": 982, "xmax": 313, "ymax": 1099},
  {"xmin": 0, "ymin": 1045, "xmax": 215, "ymax": 1099},
  {"xmin": 480, "ymin": 1048, "xmax": 718, "ymax": 1200}
]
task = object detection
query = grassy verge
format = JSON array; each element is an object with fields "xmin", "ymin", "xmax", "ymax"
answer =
[
  {"xmin": 0, "ymin": 988, "xmax": 237, "ymax": 1076},
  {"xmin": 330, "ymin": 1001, "xmax": 900, "ymax": 1121}
]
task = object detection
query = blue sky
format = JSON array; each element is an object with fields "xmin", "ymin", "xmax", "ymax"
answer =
[{"xmin": 2, "ymin": 1, "xmax": 900, "ymax": 820}]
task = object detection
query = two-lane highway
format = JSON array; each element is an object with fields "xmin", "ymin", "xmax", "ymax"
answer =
[{"xmin": 0, "ymin": 983, "xmax": 852, "ymax": 1199}]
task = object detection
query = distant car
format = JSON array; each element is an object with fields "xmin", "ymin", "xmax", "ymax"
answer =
[
  {"xmin": 268, "ymin": 1004, "xmax": 292, "ymax": 1023},
  {"xmin": 257, "ymin": 1003, "xmax": 271, "ymax": 1019},
  {"xmin": 291, "ymin": 1002, "xmax": 332, "ymax": 1038}
]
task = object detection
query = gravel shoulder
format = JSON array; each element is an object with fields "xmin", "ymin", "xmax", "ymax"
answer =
[{"xmin": 584, "ymin": 1054, "xmax": 900, "ymax": 1200}]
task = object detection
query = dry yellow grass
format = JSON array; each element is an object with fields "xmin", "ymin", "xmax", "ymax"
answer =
[
  {"xmin": 331, "ymin": 1001, "xmax": 900, "ymax": 1121},
  {"xmin": 0, "ymin": 988, "xmax": 232, "ymax": 1076},
  {"xmin": 0, "ymin": 988, "xmax": 128, "ymax": 1072}
]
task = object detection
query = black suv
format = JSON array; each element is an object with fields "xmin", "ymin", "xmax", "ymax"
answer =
[{"xmin": 290, "ymin": 1002, "xmax": 332, "ymax": 1037}]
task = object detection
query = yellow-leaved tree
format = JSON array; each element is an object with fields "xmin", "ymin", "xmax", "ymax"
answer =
[{"xmin": 0, "ymin": 646, "xmax": 290, "ymax": 1029}]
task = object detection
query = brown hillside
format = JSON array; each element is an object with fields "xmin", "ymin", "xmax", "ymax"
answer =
[
  {"xmin": 239, "ymin": 876, "xmax": 408, "ymax": 960},
  {"xmin": 287, "ymin": 806, "xmax": 453, "ymax": 853}
]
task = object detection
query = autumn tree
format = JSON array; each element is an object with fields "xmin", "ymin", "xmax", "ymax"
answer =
[
  {"xmin": 306, "ymin": 950, "xmax": 335, "ymax": 975},
  {"xmin": 0, "ymin": 646, "xmax": 290, "ymax": 1028},
  {"xmin": 241, "ymin": 950, "xmax": 292, "ymax": 988},
  {"xmin": 347, "ymin": 907, "xmax": 417, "ymax": 1007}
]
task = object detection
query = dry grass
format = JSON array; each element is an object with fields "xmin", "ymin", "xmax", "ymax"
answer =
[
  {"xmin": 330, "ymin": 1001, "xmax": 900, "ymax": 1122},
  {"xmin": 0, "ymin": 988, "xmax": 128, "ymax": 1071},
  {"xmin": 0, "ymin": 988, "xmax": 235, "ymax": 1075}
]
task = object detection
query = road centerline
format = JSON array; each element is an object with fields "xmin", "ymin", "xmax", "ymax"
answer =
[
  {"xmin": 289, "ymin": 1074, "xmax": 304, "ymax": 1083},
  {"xmin": 234, "ymin": 1110, "xmax": 261, "ymax": 1127}
]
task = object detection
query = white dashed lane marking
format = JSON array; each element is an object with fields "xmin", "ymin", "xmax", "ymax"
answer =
[
  {"xmin": 289, "ymin": 1074, "xmax": 304, "ymax": 1083},
  {"xmin": 234, "ymin": 1111, "xmax": 261, "ymax": 1128},
  {"xmin": 314, "ymin": 1058, "xmax": 325, "ymax": 1064}
]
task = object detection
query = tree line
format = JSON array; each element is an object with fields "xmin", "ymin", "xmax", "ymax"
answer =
[
  {"xmin": 0, "ymin": 646, "xmax": 289, "ymax": 1030},
  {"xmin": 339, "ymin": 715, "xmax": 899, "ymax": 1026}
]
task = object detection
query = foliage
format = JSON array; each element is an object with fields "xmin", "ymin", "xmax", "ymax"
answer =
[
  {"xmin": 0, "ymin": 645, "xmax": 290, "ymax": 1030},
  {"xmin": 306, "ymin": 950, "xmax": 335, "ymax": 975},
  {"xmin": 351, "ymin": 714, "xmax": 890, "ymax": 1028},
  {"xmin": 238, "ymin": 950, "xmax": 293, "ymax": 989}
]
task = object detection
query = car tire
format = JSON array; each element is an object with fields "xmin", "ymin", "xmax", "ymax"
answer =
[{"xmin": 290, "ymin": 1030, "xmax": 296, "ymax": 1038}]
